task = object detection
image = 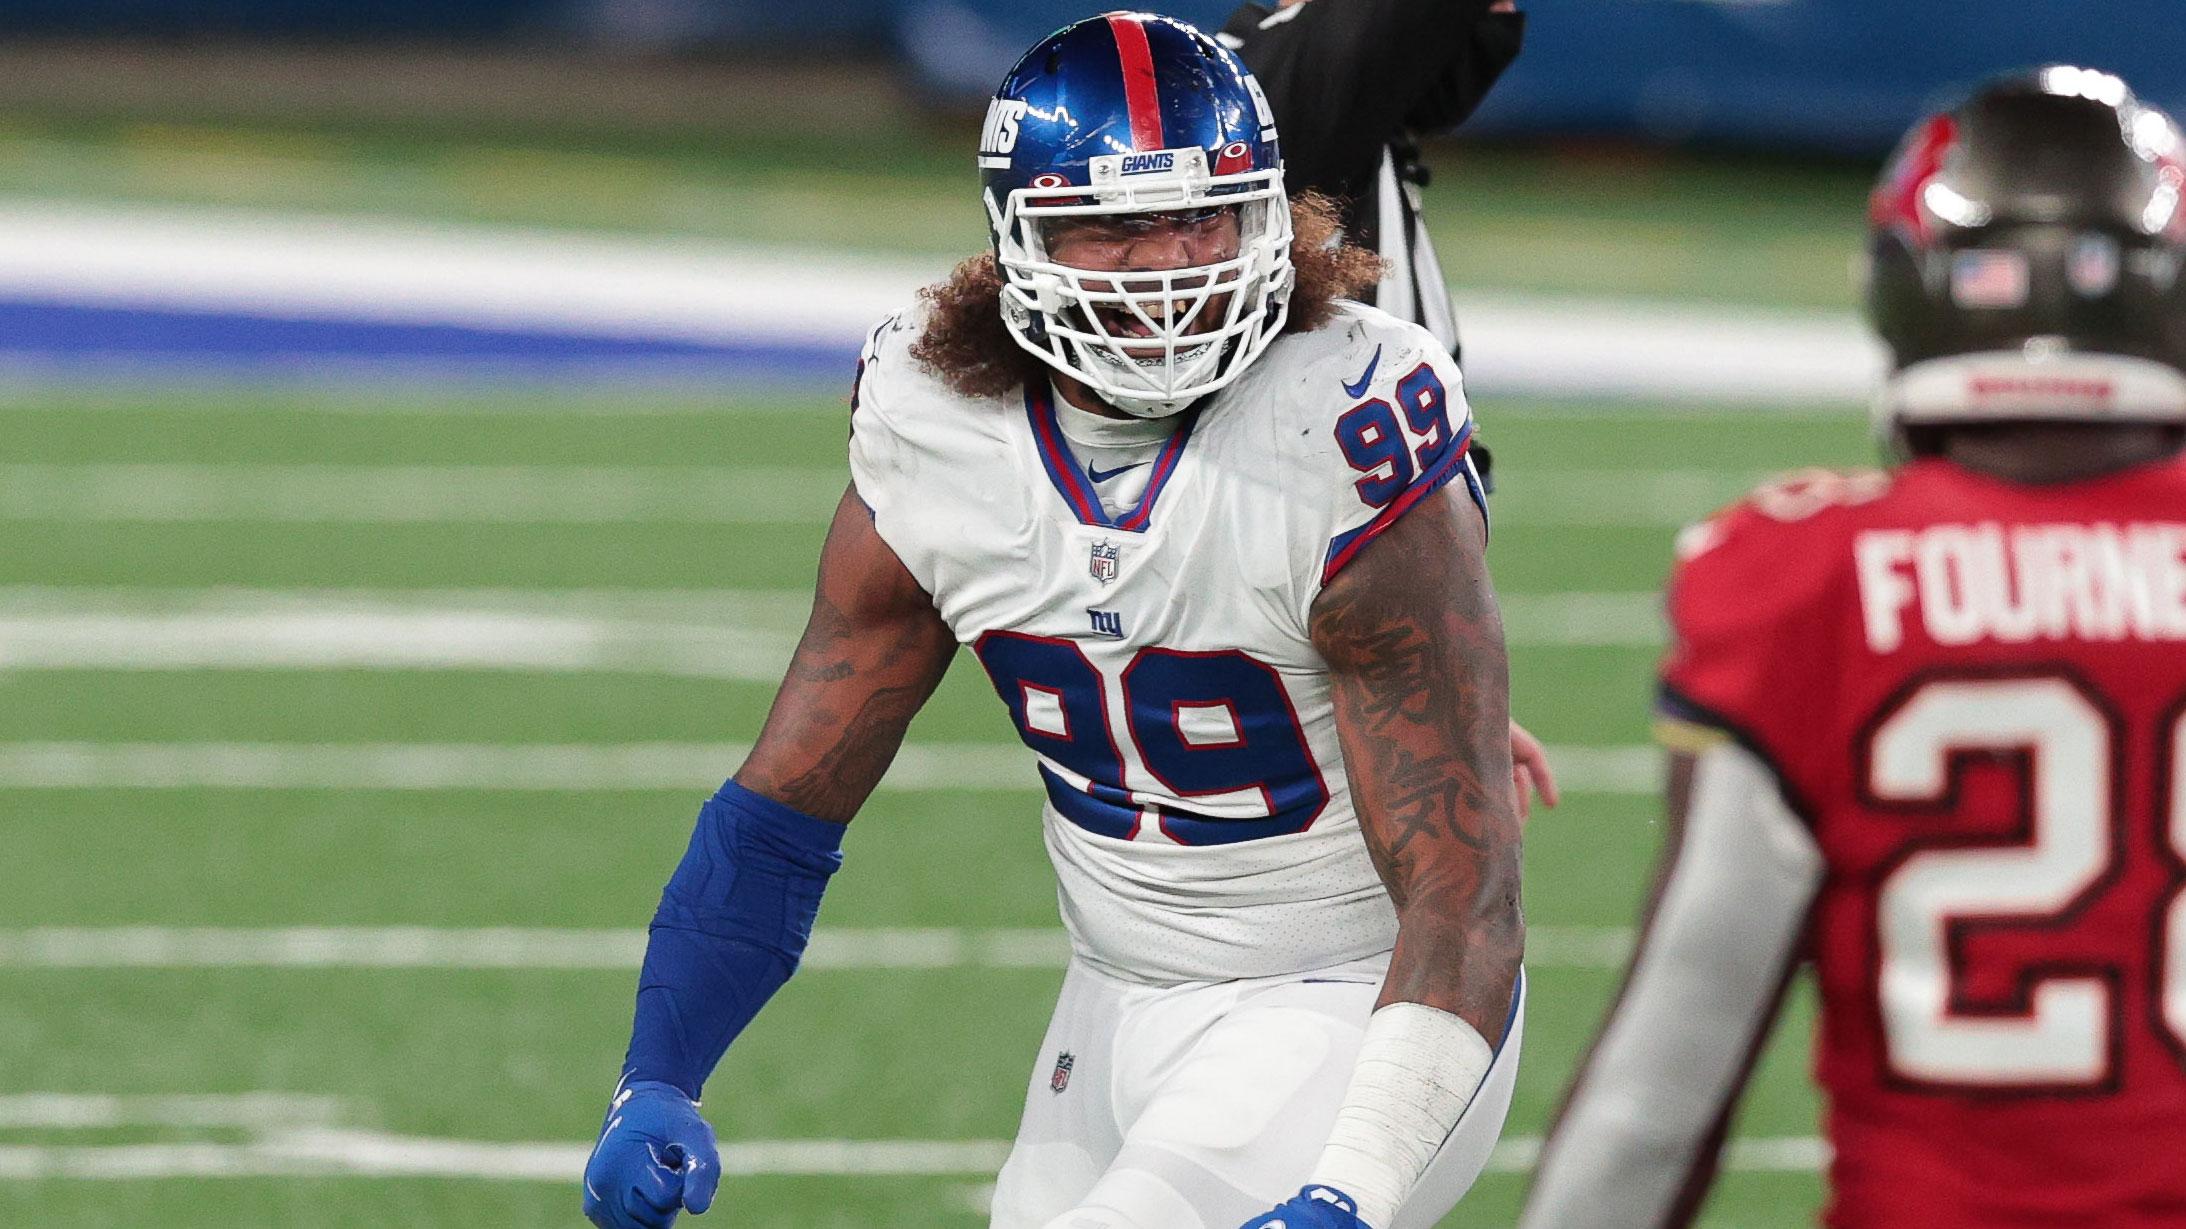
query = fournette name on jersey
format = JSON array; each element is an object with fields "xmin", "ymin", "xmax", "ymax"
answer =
[{"xmin": 1854, "ymin": 519, "xmax": 2186, "ymax": 652}]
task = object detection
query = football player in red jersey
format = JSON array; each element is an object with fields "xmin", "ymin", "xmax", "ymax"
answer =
[{"xmin": 1519, "ymin": 66, "xmax": 2186, "ymax": 1229}]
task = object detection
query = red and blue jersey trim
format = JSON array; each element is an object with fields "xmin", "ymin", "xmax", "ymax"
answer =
[
  {"xmin": 1024, "ymin": 382, "xmax": 1197, "ymax": 533},
  {"xmin": 1104, "ymin": 14, "xmax": 1166, "ymax": 151},
  {"xmin": 1321, "ymin": 423, "xmax": 1484, "ymax": 584},
  {"xmin": 1113, "ymin": 415, "xmax": 1194, "ymax": 531}
]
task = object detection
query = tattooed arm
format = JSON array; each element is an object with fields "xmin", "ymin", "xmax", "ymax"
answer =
[
  {"xmin": 1311, "ymin": 485, "xmax": 1522, "ymax": 1034},
  {"xmin": 735, "ymin": 485, "xmax": 959, "ymax": 820},
  {"xmin": 1289, "ymin": 485, "xmax": 1523, "ymax": 1226}
]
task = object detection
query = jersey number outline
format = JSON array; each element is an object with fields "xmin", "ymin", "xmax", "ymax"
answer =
[
  {"xmin": 973, "ymin": 631, "xmax": 1329, "ymax": 845},
  {"xmin": 1863, "ymin": 673, "xmax": 2186, "ymax": 1092},
  {"xmin": 1334, "ymin": 363, "xmax": 1455, "ymax": 509}
]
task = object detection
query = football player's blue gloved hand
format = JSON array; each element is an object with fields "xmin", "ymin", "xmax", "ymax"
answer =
[
  {"xmin": 582, "ymin": 1080, "xmax": 721, "ymax": 1229},
  {"xmin": 1239, "ymin": 1186, "xmax": 1372, "ymax": 1229}
]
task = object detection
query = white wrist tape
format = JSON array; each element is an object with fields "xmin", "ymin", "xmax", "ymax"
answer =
[{"xmin": 1311, "ymin": 1002, "xmax": 1496, "ymax": 1229}]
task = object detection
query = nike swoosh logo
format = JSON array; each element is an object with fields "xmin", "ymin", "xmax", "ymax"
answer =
[
  {"xmin": 1342, "ymin": 345, "xmax": 1382, "ymax": 399},
  {"xmin": 1087, "ymin": 461, "xmax": 1150, "ymax": 484}
]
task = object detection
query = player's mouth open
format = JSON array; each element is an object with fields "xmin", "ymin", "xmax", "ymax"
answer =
[{"xmin": 1096, "ymin": 302, "xmax": 1195, "ymax": 339}]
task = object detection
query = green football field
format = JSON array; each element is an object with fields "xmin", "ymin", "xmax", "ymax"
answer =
[
  {"xmin": 0, "ymin": 80, "xmax": 1897, "ymax": 1225},
  {"xmin": 0, "ymin": 384, "xmax": 1878, "ymax": 1228}
]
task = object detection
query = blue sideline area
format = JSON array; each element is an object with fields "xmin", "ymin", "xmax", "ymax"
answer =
[
  {"xmin": 1, "ymin": 2, "xmax": 2179, "ymax": 155},
  {"xmin": 0, "ymin": 299, "xmax": 855, "ymax": 382}
]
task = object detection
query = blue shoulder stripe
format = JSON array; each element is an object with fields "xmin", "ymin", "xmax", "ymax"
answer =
[{"xmin": 1321, "ymin": 424, "xmax": 1484, "ymax": 584}]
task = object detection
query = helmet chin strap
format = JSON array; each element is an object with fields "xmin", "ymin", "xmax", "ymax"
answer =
[
  {"xmin": 1076, "ymin": 338, "xmax": 1226, "ymax": 418},
  {"xmin": 1100, "ymin": 388, "xmax": 1198, "ymax": 418},
  {"xmin": 1044, "ymin": 339, "xmax": 1246, "ymax": 418}
]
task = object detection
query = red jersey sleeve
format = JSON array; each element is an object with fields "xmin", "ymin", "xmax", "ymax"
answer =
[{"xmin": 1656, "ymin": 469, "xmax": 1889, "ymax": 804}]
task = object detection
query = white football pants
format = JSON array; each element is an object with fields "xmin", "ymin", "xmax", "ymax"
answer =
[{"xmin": 990, "ymin": 953, "xmax": 1524, "ymax": 1229}]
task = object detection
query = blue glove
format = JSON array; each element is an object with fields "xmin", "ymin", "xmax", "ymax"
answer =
[
  {"xmin": 1239, "ymin": 1186, "xmax": 1372, "ymax": 1229},
  {"xmin": 582, "ymin": 1079, "xmax": 721, "ymax": 1229}
]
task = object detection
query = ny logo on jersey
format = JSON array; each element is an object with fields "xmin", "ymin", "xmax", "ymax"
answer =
[
  {"xmin": 1089, "ymin": 539, "xmax": 1121, "ymax": 584},
  {"xmin": 1088, "ymin": 609, "xmax": 1124, "ymax": 639}
]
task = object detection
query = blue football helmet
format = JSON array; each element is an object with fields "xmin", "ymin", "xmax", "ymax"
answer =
[{"xmin": 979, "ymin": 11, "xmax": 1293, "ymax": 417}]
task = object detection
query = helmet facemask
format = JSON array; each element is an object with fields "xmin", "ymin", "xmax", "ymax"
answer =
[{"xmin": 990, "ymin": 152, "xmax": 1293, "ymax": 418}]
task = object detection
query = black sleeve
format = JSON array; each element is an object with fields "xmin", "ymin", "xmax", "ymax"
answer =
[
  {"xmin": 1223, "ymin": 0, "xmax": 1521, "ymax": 206},
  {"xmin": 1405, "ymin": 8, "xmax": 1524, "ymax": 134}
]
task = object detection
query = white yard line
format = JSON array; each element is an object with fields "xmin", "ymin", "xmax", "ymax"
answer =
[
  {"xmin": 0, "ymin": 741, "xmax": 1661, "ymax": 793},
  {"xmin": 1485, "ymin": 1134, "xmax": 1824, "ymax": 1175},
  {"xmin": 0, "ymin": 1131, "xmax": 1822, "ymax": 1182},
  {"xmin": 0, "ymin": 196, "xmax": 1882, "ymax": 404},
  {"xmin": 0, "ymin": 1090, "xmax": 1822, "ymax": 1182},
  {"xmin": 0, "ymin": 1133, "xmax": 1012, "ymax": 1181},
  {"xmin": 0, "ymin": 463, "xmax": 844, "ymax": 524},
  {"xmin": 0, "ymin": 199, "xmax": 934, "ymax": 349},
  {"xmin": 1490, "ymin": 468, "xmax": 1760, "ymax": 527},
  {"xmin": 0, "ymin": 463, "xmax": 1753, "ymax": 528},
  {"xmin": 1524, "ymin": 925, "xmax": 1646, "ymax": 970},
  {"xmin": 0, "ymin": 585, "xmax": 813, "ymax": 623},
  {"xmin": 1503, "ymin": 591, "xmax": 1663, "ymax": 647},
  {"xmin": 0, "ymin": 383, "xmax": 836, "ymax": 414},
  {"xmin": 0, "ymin": 609, "xmax": 802, "ymax": 678},
  {"xmin": 0, "ymin": 925, "xmax": 1640, "ymax": 972},
  {"xmin": 0, "ymin": 587, "xmax": 1662, "ymax": 669},
  {"xmin": 0, "ymin": 741, "xmax": 1019, "ymax": 792},
  {"xmin": 0, "ymin": 1092, "xmax": 343, "ymax": 1130},
  {"xmin": 1448, "ymin": 289, "xmax": 1879, "ymax": 405},
  {"xmin": 0, "ymin": 388, "xmax": 1861, "ymax": 420},
  {"xmin": 0, "ymin": 926, "xmax": 1072, "ymax": 971}
]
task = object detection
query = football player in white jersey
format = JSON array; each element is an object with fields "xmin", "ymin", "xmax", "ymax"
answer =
[{"xmin": 583, "ymin": 13, "xmax": 1527, "ymax": 1229}]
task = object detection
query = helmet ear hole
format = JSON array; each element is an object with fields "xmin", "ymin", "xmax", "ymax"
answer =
[{"xmin": 1000, "ymin": 294, "xmax": 1043, "ymax": 343}]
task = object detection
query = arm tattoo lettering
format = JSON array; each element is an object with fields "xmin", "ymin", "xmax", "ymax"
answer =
[{"xmin": 1311, "ymin": 490, "xmax": 1523, "ymax": 1038}]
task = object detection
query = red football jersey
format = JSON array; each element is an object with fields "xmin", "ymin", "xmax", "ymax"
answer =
[{"xmin": 1659, "ymin": 455, "xmax": 2186, "ymax": 1226}]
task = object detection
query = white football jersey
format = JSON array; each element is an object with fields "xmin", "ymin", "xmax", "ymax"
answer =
[{"xmin": 848, "ymin": 299, "xmax": 1485, "ymax": 985}]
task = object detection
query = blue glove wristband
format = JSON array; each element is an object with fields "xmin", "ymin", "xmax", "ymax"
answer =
[
  {"xmin": 1242, "ymin": 1186, "xmax": 1370, "ymax": 1229},
  {"xmin": 621, "ymin": 779, "xmax": 846, "ymax": 1098}
]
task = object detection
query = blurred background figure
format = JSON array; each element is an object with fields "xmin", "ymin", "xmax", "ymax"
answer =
[
  {"xmin": 1, "ymin": 3, "xmax": 2183, "ymax": 1227},
  {"xmin": 1221, "ymin": 0, "xmax": 1521, "ymax": 502},
  {"xmin": 1219, "ymin": 0, "xmax": 1524, "ymax": 365},
  {"xmin": 1522, "ymin": 67, "xmax": 2186, "ymax": 1229}
]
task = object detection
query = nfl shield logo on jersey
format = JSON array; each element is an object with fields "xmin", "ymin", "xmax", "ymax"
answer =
[
  {"xmin": 1088, "ymin": 540, "xmax": 1120, "ymax": 585},
  {"xmin": 1050, "ymin": 1052, "xmax": 1074, "ymax": 1094}
]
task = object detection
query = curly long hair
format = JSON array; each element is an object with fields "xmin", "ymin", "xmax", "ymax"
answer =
[{"xmin": 911, "ymin": 190, "xmax": 1383, "ymax": 399}]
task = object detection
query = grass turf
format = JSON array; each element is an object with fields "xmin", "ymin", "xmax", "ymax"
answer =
[{"xmin": 0, "ymin": 389, "xmax": 1875, "ymax": 1225}]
